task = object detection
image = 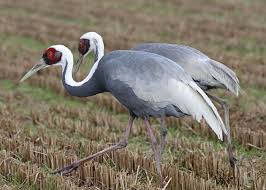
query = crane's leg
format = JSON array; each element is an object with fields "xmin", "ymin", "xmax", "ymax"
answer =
[
  {"xmin": 52, "ymin": 116, "xmax": 135, "ymax": 175},
  {"xmin": 159, "ymin": 117, "xmax": 167, "ymax": 159},
  {"xmin": 144, "ymin": 118, "xmax": 164, "ymax": 187},
  {"xmin": 206, "ymin": 93, "xmax": 237, "ymax": 167}
]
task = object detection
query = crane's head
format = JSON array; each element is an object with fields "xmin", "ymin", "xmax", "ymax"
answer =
[
  {"xmin": 74, "ymin": 32, "xmax": 103, "ymax": 74},
  {"xmin": 20, "ymin": 45, "xmax": 71, "ymax": 82}
]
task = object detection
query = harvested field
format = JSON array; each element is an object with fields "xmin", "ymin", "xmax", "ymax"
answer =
[{"xmin": 0, "ymin": 0, "xmax": 265, "ymax": 189}]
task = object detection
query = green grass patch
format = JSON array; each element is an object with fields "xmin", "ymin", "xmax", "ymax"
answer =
[
  {"xmin": 235, "ymin": 142, "xmax": 266, "ymax": 159},
  {"xmin": 167, "ymin": 122, "xmax": 266, "ymax": 159},
  {"xmin": 0, "ymin": 80, "xmax": 82, "ymax": 107},
  {"xmin": 0, "ymin": 4, "xmax": 103, "ymax": 28},
  {"xmin": 227, "ymin": 37, "xmax": 266, "ymax": 56},
  {"xmin": 128, "ymin": 136, "xmax": 151, "ymax": 153},
  {"xmin": 0, "ymin": 32, "xmax": 47, "ymax": 57},
  {"xmin": 246, "ymin": 86, "xmax": 266, "ymax": 103}
]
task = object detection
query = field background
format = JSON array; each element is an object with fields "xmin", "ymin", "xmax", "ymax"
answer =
[{"xmin": 0, "ymin": 0, "xmax": 265, "ymax": 189}]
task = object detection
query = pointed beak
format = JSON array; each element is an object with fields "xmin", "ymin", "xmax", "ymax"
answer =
[
  {"xmin": 73, "ymin": 54, "xmax": 84, "ymax": 75},
  {"xmin": 20, "ymin": 59, "xmax": 47, "ymax": 82}
]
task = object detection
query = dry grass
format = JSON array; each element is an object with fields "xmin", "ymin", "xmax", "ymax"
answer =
[{"xmin": 0, "ymin": 0, "xmax": 265, "ymax": 189}]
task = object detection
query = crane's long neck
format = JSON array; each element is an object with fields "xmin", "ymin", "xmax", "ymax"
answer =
[
  {"xmin": 92, "ymin": 37, "xmax": 104, "ymax": 63},
  {"xmin": 61, "ymin": 51, "xmax": 103, "ymax": 97}
]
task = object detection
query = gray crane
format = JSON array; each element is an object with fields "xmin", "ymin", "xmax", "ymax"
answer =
[
  {"xmin": 75, "ymin": 32, "xmax": 239, "ymax": 167},
  {"xmin": 132, "ymin": 43, "xmax": 239, "ymax": 167},
  {"xmin": 20, "ymin": 44, "xmax": 227, "ymax": 186}
]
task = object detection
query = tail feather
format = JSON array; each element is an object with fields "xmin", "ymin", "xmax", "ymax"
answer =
[
  {"xmin": 174, "ymin": 79, "xmax": 228, "ymax": 140},
  {"xmin": 186, "ymin": 81, "xmax": 228, "ymax": 140},
  {"xmin": 208, "ymin": 59, "xmax": 240, "ymax": 96}
]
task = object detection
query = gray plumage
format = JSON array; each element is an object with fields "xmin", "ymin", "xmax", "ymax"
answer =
[
  {"xmin": 62, "ymin": 50, "xmax": 226, "ymax": 139},
  {"xmin": 132, "ymin": 43, "xmax": 240, "ymax": 96},
  {"xmin": 20, "ymin": 43, "xmax": 231, "ymax": 179}
]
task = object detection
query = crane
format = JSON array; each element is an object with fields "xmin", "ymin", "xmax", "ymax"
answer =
[
  {"xmin": 20, "ymin": 44, "xmax": 227, "ymax": 186},
  {"xmin": 75, "ymin": 32, "xmax": 239, "ymax": 167},
  {"xmin": 132, "ymin": 43, "xmax": 239, "ymax": 167}
]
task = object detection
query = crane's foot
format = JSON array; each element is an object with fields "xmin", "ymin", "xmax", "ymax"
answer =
[
  {"xmin": 51, "ymin": 161, "xmax": 80, "ymax": 175},
  {"xmin": 227, "ymin": 146, "xmax": 237, "ymax": 168},
  {"xmin": 159, "ymin": 178, "xmax": 166, "ymax": 189},
  {"xmin": 160, "ymin": 177, "xmax": 172, "ymax": 189}
]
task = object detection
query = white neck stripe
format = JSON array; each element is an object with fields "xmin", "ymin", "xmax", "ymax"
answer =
[{"xmin": 63, "ymin": 37, "xmax": 104, "ymax": 87}]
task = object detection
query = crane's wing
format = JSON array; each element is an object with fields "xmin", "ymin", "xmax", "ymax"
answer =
[
  {"xmin": 132, "ymin": 43, "xmax": 240, "ymax": 96},
  {"xmin": 103, "ymin": 51, "xmax": 227, "ymax": 140},
  {"xmin": 205, "ymin": 59, "xmax": 239, "ymax": 95}
]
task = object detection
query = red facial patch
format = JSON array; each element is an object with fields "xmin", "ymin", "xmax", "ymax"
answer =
[
  {"xmin": 79, "ymin": 40, "xmax": 85, "ymax": 49},
  {"xmin": 43, "ymin": 48, "xmax": 62, "ymax": 65},
  {"xmin": 46, "ymin": 48, "xmax": 56, "ymax": 61},
  {"xmin": 78, "ymin": 39, "xmax": 90, "ymax": 55}
]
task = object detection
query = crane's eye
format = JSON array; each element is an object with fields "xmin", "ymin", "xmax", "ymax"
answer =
[
  {"xmin": 78, "ymin": 39, "xmax": 90, "ymax": 55},
  {"xmin": 43, "ymin": 48, "xmax": 62, "ymax": 65}
]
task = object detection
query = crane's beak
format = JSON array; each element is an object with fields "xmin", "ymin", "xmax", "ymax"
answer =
[
  {"xmin": 20, "ymin": 59, "xmax": 47, "ymax": 82},
  {"xmin": 73, "ymin": 54, "xmax": 84, "ymax": 75}
]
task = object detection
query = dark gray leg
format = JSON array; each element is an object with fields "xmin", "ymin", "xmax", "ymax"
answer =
[
  {"xmin": 144, "ymin": 118, "xmax": 164, "ymax": 187},
  {"xmin": 206, "ymin": 92, "xmax": 237, "ymax": 167},
  {"xmin": 52, "ymin": 116, "xmax": 135, "ymax": 175},
  {"xmin": 159, "ymin": 117, "xmax": 167, "ymax": 158}
]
